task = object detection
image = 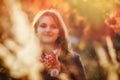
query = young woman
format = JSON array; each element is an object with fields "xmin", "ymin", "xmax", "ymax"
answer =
[{"xmin": 32, "ymin": 9, "xmax": 86, "ymax": 80}]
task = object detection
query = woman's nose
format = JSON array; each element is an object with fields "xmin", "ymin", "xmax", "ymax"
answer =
[{"xmin": 45, "ymin": 26, "xmax": 51, "ymax": 32}]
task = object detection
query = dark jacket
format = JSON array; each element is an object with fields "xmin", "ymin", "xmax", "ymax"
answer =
[{"xmin": 41, "ymin": 52, "xmax": 86, "ymax": 80}]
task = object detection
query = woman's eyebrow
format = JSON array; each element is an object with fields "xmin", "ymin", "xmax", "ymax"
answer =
[
  {"xmin": 39, "ymin": 23, "xmax": 47, "ymax": 26},
  {"xmin": 40, "ymin": 23, "xmax": 46, "ymax": 25}
]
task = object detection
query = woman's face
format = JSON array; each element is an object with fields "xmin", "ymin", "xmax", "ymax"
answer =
[{"xmin": 36, "ymin": 16, "xmax": 60, "ymax": 44}]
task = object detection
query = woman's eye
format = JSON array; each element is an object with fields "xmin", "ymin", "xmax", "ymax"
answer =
[{"xmin": 51, "ymin": 24, "xmax": 57, "ymax": 29}]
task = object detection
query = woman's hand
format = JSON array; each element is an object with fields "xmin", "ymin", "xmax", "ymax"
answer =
[{"xmin": 94, "ymin": 36, "xmax": 119, "ymax": 80}]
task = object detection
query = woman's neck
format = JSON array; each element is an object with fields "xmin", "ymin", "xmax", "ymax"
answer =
[{"xmin": 41, "ymin": 43, "xmax": 56, "ymax": 54}]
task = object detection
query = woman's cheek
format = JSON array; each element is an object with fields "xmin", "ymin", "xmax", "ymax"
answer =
[
  {"xmin": 54, "ymin": 30, "xmax": 59, "ymax": 36},
  {"xmin": 37, "ymin": 27, "xmax": 42, "ymax": 32}
]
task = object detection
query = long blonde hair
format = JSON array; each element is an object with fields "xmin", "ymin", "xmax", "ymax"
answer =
[{"xmin": 32, "ymin": 9, "xmax": 73, "ymax": 54}]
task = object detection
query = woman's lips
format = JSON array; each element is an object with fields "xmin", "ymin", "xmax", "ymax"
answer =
[{"xmin": 43, "ymin": 33, "xmax": 53, "ymax": 36}]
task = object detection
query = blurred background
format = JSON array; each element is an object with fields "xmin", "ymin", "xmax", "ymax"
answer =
[{"xmin": 0, "ymin": 0, "xmax": 120, "ymax": 80}]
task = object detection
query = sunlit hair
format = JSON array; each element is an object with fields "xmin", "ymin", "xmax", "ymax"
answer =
[{"xmin": 32, "ymin": 9, "xmax": 72, "ymax": 53}]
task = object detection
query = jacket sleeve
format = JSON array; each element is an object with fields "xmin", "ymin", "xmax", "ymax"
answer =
[
  {"xmin": 59, "ymin": 52, "xmax": 87, "ymax": 80},
  {"xmin": 73, "ymin": 52, "xmax": 87, "ymax": 80}
]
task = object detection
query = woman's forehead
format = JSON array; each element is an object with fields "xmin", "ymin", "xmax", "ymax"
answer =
[{"xmin": 39, "ymin": 15, "xmax": 58, "ymax": 24}]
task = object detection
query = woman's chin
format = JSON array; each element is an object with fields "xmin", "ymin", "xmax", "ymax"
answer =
[{"xmin": 41, "ymin": 40, "xmax": 55, "ymax": 44}]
